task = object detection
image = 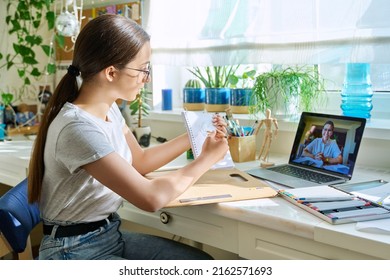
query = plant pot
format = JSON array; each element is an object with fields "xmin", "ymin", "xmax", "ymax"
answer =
[
  {"xmin": 205, "ymin": 88, "xmax": 230, "ymax": 112},
  {"xmin": 134, "ymin": 126, "xmax": 151, "ymax": 147},
  {"xmin": 183, "ymin": 88, "xmax": 205, "ymax": 111},
  {"xmin": 230, "ymin": 88, "xmax": 252, "ymax": 114}
]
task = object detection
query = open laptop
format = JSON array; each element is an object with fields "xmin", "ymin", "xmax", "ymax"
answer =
[{"xmin": 247, "ymin": 112, "xmax": 366, "ymax": 188}]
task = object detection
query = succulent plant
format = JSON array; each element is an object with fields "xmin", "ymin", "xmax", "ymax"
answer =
[{"xmin": 184, "ymin": 79, "xmax": 202, "ymax": 88}]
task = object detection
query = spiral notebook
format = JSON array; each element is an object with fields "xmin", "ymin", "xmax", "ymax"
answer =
[{"xmin": 182, "ymin": 110, "xmax": 235, "ymax": 169}]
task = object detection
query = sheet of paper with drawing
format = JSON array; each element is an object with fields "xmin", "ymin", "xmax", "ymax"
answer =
[{"xmin": 182, "ymin": 110, "xmax": 235, "ymax": 169}]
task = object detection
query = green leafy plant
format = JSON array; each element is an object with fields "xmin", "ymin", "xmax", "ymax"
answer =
[
  {"xmin": 0, "ymin": 0, "xmax": 64, "ymax": 96},
  {"xmin": 249, "ymin": 65, "xmax": 327, "ymax": 116},
  {"xmin": 1, "ymin": 92, "xmax": 15, "ymax": 128},
  {"xmin": 187, "ymin": 65, "xmax": 239, "ymax": 88},
  {"xmin": 129, "ymin": 88, "xmax": 152, "ymax": 128},
  {"xmin": 228, "ymin": 68, "xmax": 257, "ymax": 89},
  {"xmin": 1, "ymin": 93, "xmax": 14, "ymax": 107}
]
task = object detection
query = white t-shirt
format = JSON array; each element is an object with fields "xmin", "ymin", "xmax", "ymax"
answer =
[{"xmin": 40, "ymin": 102, "xmax": 131, "ymax": 225}]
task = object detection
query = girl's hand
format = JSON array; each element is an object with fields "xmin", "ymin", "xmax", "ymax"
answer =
[
  {"xmin": 201, "ymin": 130, "xmax": 229, "ymax": 163},
  {"xmin": 212, "ymin": 113, "xmax": 228, "ymax": 140}
]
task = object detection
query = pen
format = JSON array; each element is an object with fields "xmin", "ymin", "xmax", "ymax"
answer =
[
  {"xmin": 228, "ymin": 119, "xmax": 240, "ymax": 137},
  {"xmin": 249, "ymin": 120, "xmax": 258, "ymax": 135},
  {"xmin": 235, "ymin": 120, "xmax": 245, "ymax": 137},
  {"xmin": 225, "ymin": 108, "xmax": 233, "ymax": 120}
]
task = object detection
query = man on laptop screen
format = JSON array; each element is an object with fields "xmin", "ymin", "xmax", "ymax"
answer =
[{"xmin": 247, "ymin": 112, "xmax": 366, "ymax": 188}]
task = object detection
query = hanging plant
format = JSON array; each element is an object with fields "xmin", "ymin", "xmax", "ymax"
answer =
[{"xmin": 0, "ymin": 0, "xmax": 64, "ymax": 97}]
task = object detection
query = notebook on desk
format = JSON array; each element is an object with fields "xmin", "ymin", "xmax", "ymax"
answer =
[{"xmin": 247, "ymin": 112, "xmax": 366, "ymax": 188}]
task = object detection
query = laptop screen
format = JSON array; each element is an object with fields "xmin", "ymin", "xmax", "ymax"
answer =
[{"xmin": 289, "ymin": 112, "xmax": 366, "ymax": 179}]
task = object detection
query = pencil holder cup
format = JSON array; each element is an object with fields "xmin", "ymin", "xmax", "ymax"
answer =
[{"xmin": 228, "ymin": 135, "xmax": 256, "ymax": 162}]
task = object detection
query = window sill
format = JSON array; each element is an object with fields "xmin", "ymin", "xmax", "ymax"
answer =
[{"xmin": 149, "ymin": 109, "xmax": 390, "ymax": 141}]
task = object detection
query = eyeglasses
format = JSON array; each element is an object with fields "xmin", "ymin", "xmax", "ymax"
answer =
[{"xmin": 123, "ymin": 64, "xmax": 151, "ymax": 83}]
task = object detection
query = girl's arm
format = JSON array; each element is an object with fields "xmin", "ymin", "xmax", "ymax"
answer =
[
  {"xmin": 125, "ymin": 114, "xmax": 227, "ymax": 175},
  {"xmin": 82, "ymin": 130, "xmax": 228, "ymax": 212}
]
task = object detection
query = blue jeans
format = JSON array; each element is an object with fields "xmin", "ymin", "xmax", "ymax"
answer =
[{"xmin": 39, "ymin": 213, "xmax": 213, "ymax": 260}]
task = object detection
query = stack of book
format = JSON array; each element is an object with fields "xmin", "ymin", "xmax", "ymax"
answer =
[{"xmin": 279, "ymin": 181, "xmax": 390, "ymax": 224}]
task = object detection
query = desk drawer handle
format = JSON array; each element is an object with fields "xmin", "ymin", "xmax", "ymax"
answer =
[{"xmin": 160, "ymin": 212, "xmax": 170, "ymax": 224}]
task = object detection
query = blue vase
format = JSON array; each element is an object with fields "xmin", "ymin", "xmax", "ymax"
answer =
[
  {"xmin": 0, "ymin": 105, "xmax": 4, "ymax": 124},
  {"xmin": 0, "ymin": 106, "xmax": 4, "ymax": 140},
  {"xmin": 0, "ymin": 124, "xmax": 5, "ymax": 141},
  {"xmin": 340, "ymin": 63, "xmax": 373, "ymax": 119}
]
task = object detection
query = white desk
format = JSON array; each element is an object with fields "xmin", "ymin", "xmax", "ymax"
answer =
[{"xmin": 1, "ymin": 140, "xmax": 390, "ymax": 259}]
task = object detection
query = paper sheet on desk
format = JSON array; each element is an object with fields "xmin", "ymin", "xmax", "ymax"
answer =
[{"xmin": 356, "ymin": 219, "xmax": 390, "ymax": 234}]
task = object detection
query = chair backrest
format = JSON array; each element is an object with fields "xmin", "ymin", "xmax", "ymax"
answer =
[{"xmin": 0, "ymin": 178, "xmax": 41, "ymax": 259}]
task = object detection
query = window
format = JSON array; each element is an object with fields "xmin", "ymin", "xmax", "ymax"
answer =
[{"xmin": 143, "ymin": 0, "xmax": 390, "ymax": 120}]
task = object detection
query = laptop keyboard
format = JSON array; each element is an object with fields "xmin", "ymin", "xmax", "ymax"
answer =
[{"xmin": 269, "ymin": 165, "xmax": 340, "ymax": 184}]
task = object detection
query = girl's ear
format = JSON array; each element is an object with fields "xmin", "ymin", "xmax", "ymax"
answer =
[{"xmin": 104, "ymin": 66, "xmax": 117, "ymax": 82}]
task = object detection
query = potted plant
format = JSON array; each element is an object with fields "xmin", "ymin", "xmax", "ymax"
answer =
[
  {"xmin": 228, "ymin": 68, "xmax": 256, "ymax": 114},
  {"xmin": 129, "ymin": 88, "xmax": 152, "ymax": 147},
  {"xmin": 1, "ymin": 92, "xmax": 15, "ymax": 127},
  {"xmin": 249, "ymin": 65, "xmax": 327, "ymax": 118},
  {"xmin": 182, "ymin": 79, "xmax": 205, "ymax": 111},
  {"xmin": 188, "ymin": 65, "xmax": 239, "ymax": 112}
]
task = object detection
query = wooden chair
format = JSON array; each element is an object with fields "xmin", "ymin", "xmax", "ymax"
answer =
[{"xmin": 0, "ymin": 178, "xmax": 40, "ymax": 260}]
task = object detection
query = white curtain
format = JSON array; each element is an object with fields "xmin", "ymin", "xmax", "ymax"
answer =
[{"xmin": 145, "ymin": 0, "xmax": 390, "ymax": 66}]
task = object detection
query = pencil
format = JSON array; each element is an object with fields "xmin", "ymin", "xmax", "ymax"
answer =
[{"xmin": 249, "ymin": 120, "xmax": 258, "ymax": 135}]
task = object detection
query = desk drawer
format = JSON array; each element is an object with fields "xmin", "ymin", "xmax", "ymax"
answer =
[
  {"xmin": 238, "ymin": 223, "xmax": 376, "ymax": 260},
  {"xmin": 118, "ymin": 202, "xmax": 238, "ymax": 254}
]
